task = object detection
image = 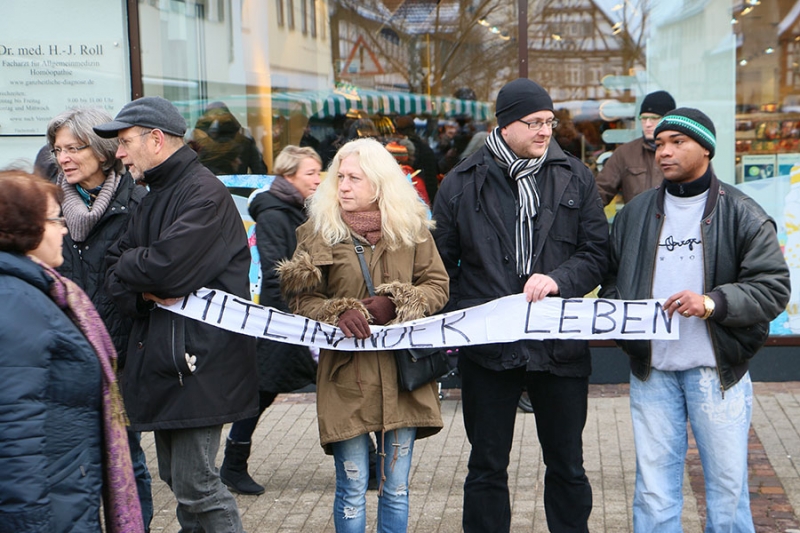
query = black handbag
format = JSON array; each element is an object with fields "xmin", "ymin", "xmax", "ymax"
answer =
[{"xmin": 352, "ymin": 238, "xmax": 450, "ymax": 391}]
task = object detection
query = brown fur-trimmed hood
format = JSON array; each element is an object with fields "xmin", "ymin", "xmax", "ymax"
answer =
[{"xmin": 276, "ymin": 250, "xmax": 321, "ymax": 297}]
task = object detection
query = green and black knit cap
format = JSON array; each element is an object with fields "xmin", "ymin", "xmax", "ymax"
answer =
[{"xmin": 654, "ymin": 107, "xmax": 716, "ymax": 159}]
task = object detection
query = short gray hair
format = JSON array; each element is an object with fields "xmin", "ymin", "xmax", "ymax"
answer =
[{"xmin": 46, "ymin": 107, "xmax": 124, "ymax": 175}]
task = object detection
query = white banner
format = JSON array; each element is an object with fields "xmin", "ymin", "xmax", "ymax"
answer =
[{"xmin": 159, "ymin": 289, "xmax": 679, "ymax": 351}]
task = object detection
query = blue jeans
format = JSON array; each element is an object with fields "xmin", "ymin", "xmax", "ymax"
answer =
[
  {"xmin": 127, "ymin": 429, "xmax": 153, "ymax": 532},
  {"xmin": 330, "ymin": 427, "xmax": 416, "ymax": 533},
  {"xmin": 154, "ymin": 425, "xmax": 243, "ymax": 533},
  {"xmin": 630, "ymin": 368, "xmax": 754, "ymax": 533}
]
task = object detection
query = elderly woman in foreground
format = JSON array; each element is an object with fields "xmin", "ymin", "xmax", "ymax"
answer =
[
  {"xmin": 0, "ymin": 171, "xmax": 142, "ymax": 533},
  {"xmin": 279, "ymin": 138, "xmax": 449, "ymax": 533}
]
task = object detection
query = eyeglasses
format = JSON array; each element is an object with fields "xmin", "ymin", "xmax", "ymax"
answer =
[
  {"xmin": 118, "ymin": 130, "xmax": 153, "ymax": 148},
  {"xmin": 46, "ymin": 216, "xmax": 67, "ymax": 228},
  {"xmin": 639, "ymin": 115, "xmax": 662, "ymax": 124},
  {"xmin": 50, "ymin": 145, "xmax": 89, "ymax": 156},
  {"xmin": 518, "ymin": 119, "xmax": 559, "ymax": 131}
]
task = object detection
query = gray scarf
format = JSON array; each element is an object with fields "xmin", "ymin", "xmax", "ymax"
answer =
[
  {"xmin": 59, "ymin": 171, "xmax": 121, "ymax": 242},
  {"xmin": 484, "ymin": 127, "xmax": 548, "ymax": 276}
]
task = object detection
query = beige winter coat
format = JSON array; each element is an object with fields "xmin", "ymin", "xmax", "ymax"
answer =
[{"xmin": 279, "ymin": 221, "xmax": 449, "ymax": 453}]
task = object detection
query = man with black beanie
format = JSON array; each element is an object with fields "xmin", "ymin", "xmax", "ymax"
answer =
[
  {"xmin": 596, "ymin": 90, "xmax": 676, "ymax": 205},
  {"xmin": 601, "ymin": 107, "xmax": 790, "ymax": 532},
  {"xmin": 432, "ymin": 78, "xmax": 608, "ymax": 532}
]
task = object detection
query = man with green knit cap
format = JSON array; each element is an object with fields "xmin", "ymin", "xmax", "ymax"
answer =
[{"xmin": 601, "ymin": 107, "xmax": 790, "ymax": 532}]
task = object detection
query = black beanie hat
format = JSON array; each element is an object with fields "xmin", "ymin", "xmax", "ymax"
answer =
[
  {"xmin": 495, "ymin": 78, "xmax": 554, "ymax": 128},
  {"xmin": 640, "ymin": 90, "xmax": 676, "ymax": 117},
  {"xmin": 654, "ymin": 107, "xmax": 716, "ymax": 159}
]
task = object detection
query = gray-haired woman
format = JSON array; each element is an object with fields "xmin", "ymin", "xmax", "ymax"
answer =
[{"xmin": 46, "ymin": 107, "xmax": 152, "ymax": 531}]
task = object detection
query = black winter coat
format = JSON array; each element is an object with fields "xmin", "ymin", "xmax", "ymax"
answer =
[
  {"xmin": 58, "ymin": 175, "xmax": 146, "ymax": 360},
  {"xmin": 432, "ymin": 143, "xmax": 609, "ymax": 376},
  {"xmin": 106, "ymin": 145, "xmax": 258, "ymax": 431},
  {"xmin": 248, "ymin": 179, "xmax": 317, "ymax": 393}
]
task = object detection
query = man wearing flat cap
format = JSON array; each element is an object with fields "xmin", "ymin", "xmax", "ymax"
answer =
[
  {"xmin": 97, "ymin": 96, "xmax": 258, "ymax": 532},
  {"xmin": 432, "ymin": 78, "xmax": 608, "ymax": 532},
  {"xmin": 596, "ymin": 90, "xmax": 676, "ymax": 205},
  {"xmin": 600, "ymin": 108, "xmax": 790, "ymax": 531}
]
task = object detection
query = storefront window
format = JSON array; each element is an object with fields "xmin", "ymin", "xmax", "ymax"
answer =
[{"xmin": 0, "ymin": 1, "xmax": 130, "ymax": 167}]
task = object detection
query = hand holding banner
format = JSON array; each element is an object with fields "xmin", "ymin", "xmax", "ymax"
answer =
[{"xmin": 159, "ymin": 289, "xmax": 678, "ymax": 351}]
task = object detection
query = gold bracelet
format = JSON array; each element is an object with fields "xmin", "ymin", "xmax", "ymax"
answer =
[{"xmin": 702, "ymin": 295, "xmax": 715, "ymax": 320}]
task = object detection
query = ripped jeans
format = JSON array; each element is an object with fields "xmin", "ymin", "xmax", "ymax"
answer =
[
  {"xmin": 331, "ymin": 427, "xmax": 416, "ymax": 533},
  {"xmin": 630, "ymin": 368, "xmax": 754, "ymax": 533}
]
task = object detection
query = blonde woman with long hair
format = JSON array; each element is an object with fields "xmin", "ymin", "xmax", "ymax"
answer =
[{"xmin": 279, "ymin": 138, "xmax": 449, "ymax": 532}]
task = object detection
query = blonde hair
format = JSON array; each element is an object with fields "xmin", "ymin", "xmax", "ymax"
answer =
[
  {"xmin": 308, "ymin": 138, "xmax": 433, "ymax": 250},
  {"xmin": 274, "ymin": 145, "xmax": 322, "ymax": 177}
]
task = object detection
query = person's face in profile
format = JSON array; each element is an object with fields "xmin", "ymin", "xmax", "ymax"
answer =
[
  {"xmin": 285, "ymin": 157, "xmax": 322, "ymax": 200},
  {"xmin": 29, "ymin": 195, "xmax": 67, "ymax": 268},
  {"xmin": 116, "ymin": 127, "xmax": 155, "ymax": 182}
]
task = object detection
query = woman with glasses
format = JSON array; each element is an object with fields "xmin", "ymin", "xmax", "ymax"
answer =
[
  {"xmin": 278, "ymin": 138, "xmax": 449, "ymax": 532},
  {"xmin": 0, "ymin": 170, "xmax": 142, "ymax": 533},
  {"xmin": 46, "ymin": 108, "xmax": 152, "ymax": 531}
]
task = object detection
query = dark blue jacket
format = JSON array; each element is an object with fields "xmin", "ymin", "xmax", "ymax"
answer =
[
  {"xmin": 432, "ymin": 143, "xmax": 608, "ymax": 376},
  {"xmin": 0, "ymin": 252, "xmax": 102, "ymax": 532}
]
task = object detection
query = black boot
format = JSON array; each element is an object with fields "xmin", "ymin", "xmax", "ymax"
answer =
[{"xmin": 220, "ymin": 438, "xmax": 265, "ymax": 495}]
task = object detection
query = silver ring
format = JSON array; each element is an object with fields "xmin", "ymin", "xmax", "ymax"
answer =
[
  {"xmin": 683, "ymin": 311, "xmax": 690, "ymax": 317},
  {"xmin": 675, "ymin": 299, "xmax": 682, "ymax": 307}
]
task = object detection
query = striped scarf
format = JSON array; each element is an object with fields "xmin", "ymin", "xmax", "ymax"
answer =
[{"xmin": 485, "ymin": 127, "xmax": 548, "ymax": 276}]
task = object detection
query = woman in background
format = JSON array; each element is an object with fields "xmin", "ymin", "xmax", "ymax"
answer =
[
  {"xmin": 0, "ymin": 170, "xmax": 142, "ymax": 532},
  {"xmin": 220, "ymin": 145, "xmax": 322, "ymax": 495},
  {"xmin": 279, "ymin": 138, "xmax": 448, "ymax": 532},
  {"xmin": 46, "ymin": 107, "xmax": 152, "ymax": 530}
]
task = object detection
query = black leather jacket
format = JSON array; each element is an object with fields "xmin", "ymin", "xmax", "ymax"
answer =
[
  {"xmin": 432, "ymin": 143, "xmax": 608, "ymax": 375},
  {"xmin": 600, "ymin": 173, "xmax": 791, "ymax": 390}
]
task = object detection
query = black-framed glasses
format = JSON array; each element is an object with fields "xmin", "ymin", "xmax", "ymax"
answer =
[
  {"xmin": 518, "ymin": 118, "xmax": 559, "ymax": 131},
  {"xmin": 46, "ymin": 216, "xmax": 67, "ymax": 228},
  {"xmin": 118, "ymin": 130, "xmax": 153, "ymax": 148},
  {"xmin": 50, "ymin": 145, "xmax": 89, "ymax": 156}
]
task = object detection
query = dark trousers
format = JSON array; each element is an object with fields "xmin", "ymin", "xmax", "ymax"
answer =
[
  {"xmin": 228, "ymin": 391, "xmax": 278, "ymax": 442},
  {"xmin": 459, "ymin": 355, "xmax": 592, "ymax": 533}
]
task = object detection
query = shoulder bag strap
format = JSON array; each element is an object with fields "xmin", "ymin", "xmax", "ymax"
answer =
[{"xmin": 352, "ymin": 236, "xmax": 376, "ymax": 297}]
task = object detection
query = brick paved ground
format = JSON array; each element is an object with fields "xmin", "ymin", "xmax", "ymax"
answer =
[{"xmin": 142, "ymin": 382, "xmax": 800, "ymax": 532}]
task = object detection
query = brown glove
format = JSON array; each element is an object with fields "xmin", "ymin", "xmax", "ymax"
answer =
[
  {"xmin": 338, "ymin": 309, "xmax": 371, "ymax": 339},
  {"xmin": 362, "ymin": 295, "xmax": 397, "ymax": 325}
]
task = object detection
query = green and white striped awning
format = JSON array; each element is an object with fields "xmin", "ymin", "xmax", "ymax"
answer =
[{"xmin": 175, "ymin": 88, "xmax": 493, "ymax": 124}]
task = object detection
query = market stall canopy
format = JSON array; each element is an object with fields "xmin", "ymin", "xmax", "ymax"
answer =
[{"xmin": 175, "ymin": 88, "xmax": 493, "ymax": 122}]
